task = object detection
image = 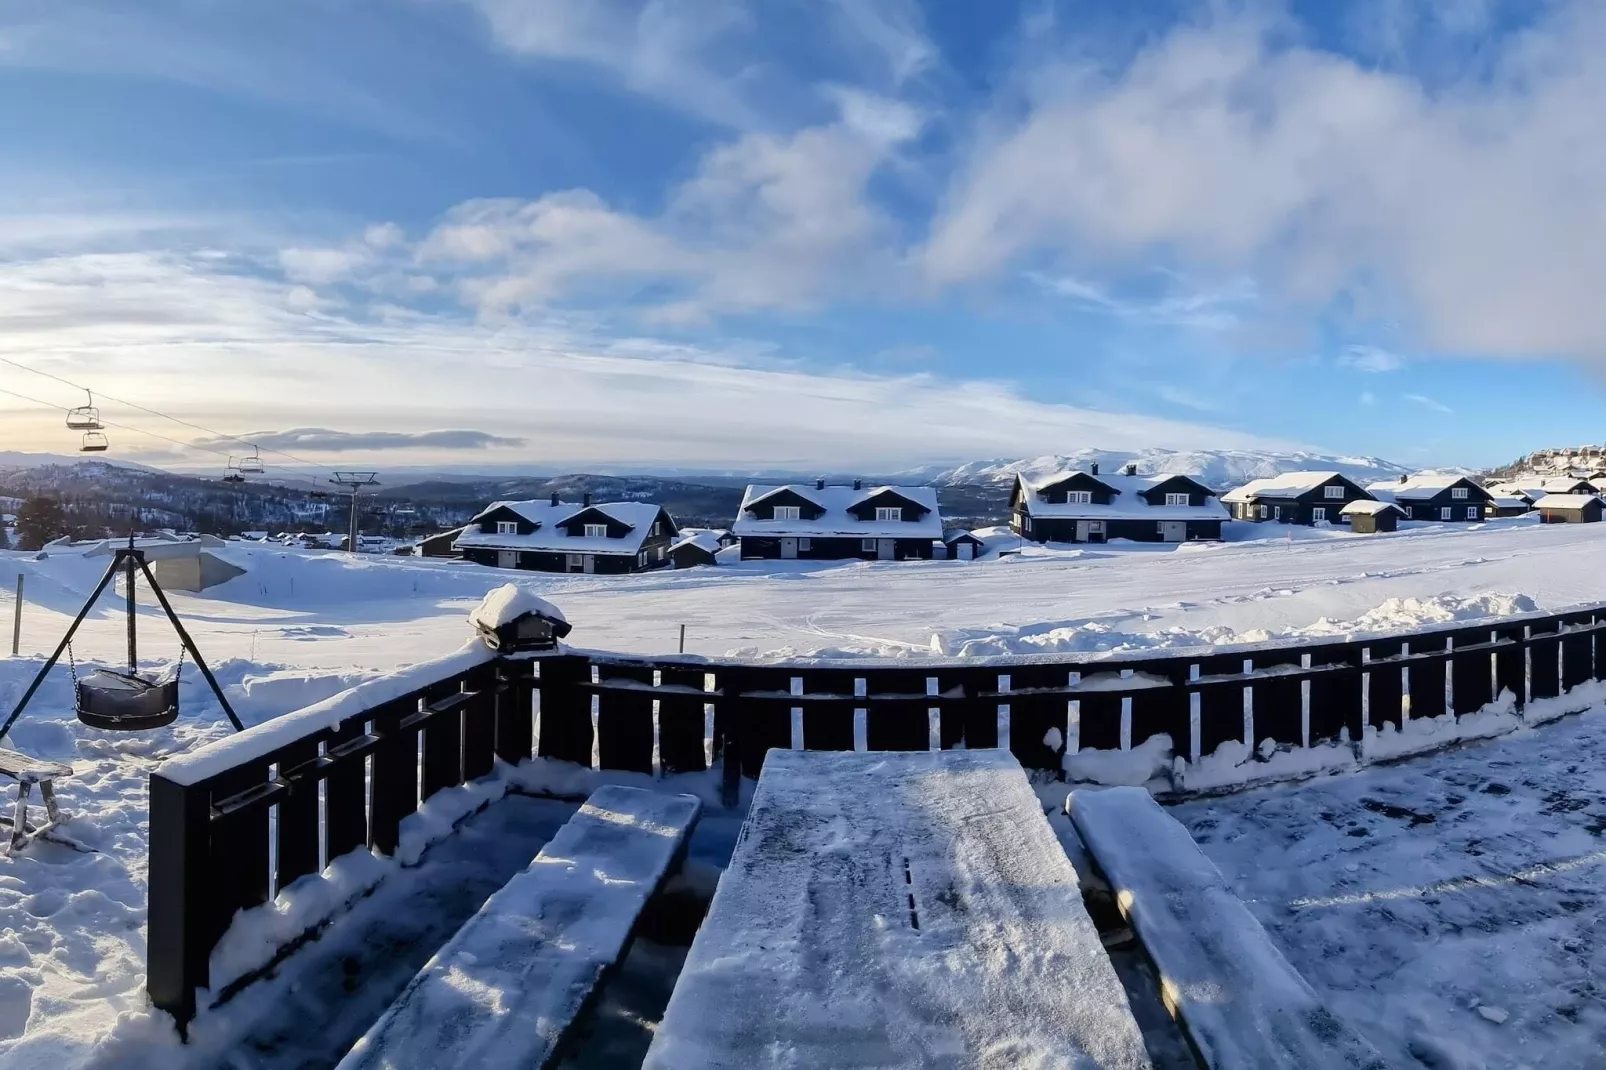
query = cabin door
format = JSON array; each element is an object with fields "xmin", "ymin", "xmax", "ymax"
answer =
[
  {"xmin": 583, "ymin": 555, "xmax": 596, "ymax": 574},
  {"xmin": 876, "ymin": 539, "xmax": 895, "ymax": 561},
  {"xmin": 1076, "ymin": 521, "xmax": 1105, "ymax": 543},
  {"xmin": 497, "ymin": 550, "xmax": 518, "ymax": 569},
  {"xmin": 957, "ymin": 542, "xmax": 974, "ymax": 560},
  {"xmin": 1160, "ymin": 522, "xmax": 1186, "ymax": 543},
  {"xmin": 780, "ymin": 538, "xmax": 798, "ymax": 559}
]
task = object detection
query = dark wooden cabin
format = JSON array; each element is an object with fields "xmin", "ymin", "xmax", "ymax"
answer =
[
  {"xmin": 1366, "ymin": 474, "xmax": 1493, "ymax": 522},
  {"xmin": 1220, "ymin": 472, "xmax": 1374, "ymax": 526},
  {"xmin": 732, "ymin": 480, "xmax": 946, "ymax": 561},
  {"xmin": 456, "ymin": 495, "xmax": 678, "ymax": 574},
  {"xmin": 1537, "ymin": 494, "xmax": 1604, "ymax": 524},
  {"xmin": 1009, "ymin": 464, "xmax": 1226, "ymax": 544},
  {"xmin": 1340, "ymin": 500, "xmax": 1404, "ymax": 533}
]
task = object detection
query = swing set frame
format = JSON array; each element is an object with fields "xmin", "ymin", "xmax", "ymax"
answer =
[{"xmin": 0, "ymin": 543, "xmax": 243, "ymax": 742}]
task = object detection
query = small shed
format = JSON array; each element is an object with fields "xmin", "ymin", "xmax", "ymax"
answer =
[
  {"xmin": 418, "ymin": 526, "xmax": 465, "ymax": 558},
  {"xmin": 86, "ymin": 535, "xmax": 246, "ymax": 592},
  {"xmin": 942, "ymin": 529, "xmax": 985, "ymax": 561},
  {"xmin": 1536, "ymin": 493, "xmax": 1604, "ymax": 524},
  {"xmin": 1487, "ymin": 494, "xmax": 1533, "ymax": 518},
  {"xmin": 1339, "ymin": 499, "xmax": 1404, "ymax": 534},
  {"xmin": 668, "ymin": 531, "xmax": 723, "ymax": 568}
]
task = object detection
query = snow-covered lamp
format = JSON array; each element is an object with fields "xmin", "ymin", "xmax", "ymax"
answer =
[{"xmin": 469, "ymin": 584, "xmax": 572, "ymax": 653}]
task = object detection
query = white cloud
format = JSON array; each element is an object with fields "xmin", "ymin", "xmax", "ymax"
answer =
[
  {"xmin": 1404, "ymin": 392, "xmax": 1453, "ymax": 413},
  {"xmin": 415, "ymin": 95, "xmax": 920, "ymax": 321},
  {"xmin": 924, "ymin": 3, "xmax": 1606, "ymax": 363},
  {"xmin": 1339, "ymin": 345, "xmax": 1405, "ymax": 373},
  {"xmin": 1027, "ymin": 272, "xmax": 1255, "ymax": 331},
  {"xmin": 0, "ymin": 247, "xmax": 1302, "ymax": 467}
]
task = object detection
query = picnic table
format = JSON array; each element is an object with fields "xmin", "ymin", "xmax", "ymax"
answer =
[{"xmin": 643, "ymin": 748, "xmax": 1154, "ymax": 1069}]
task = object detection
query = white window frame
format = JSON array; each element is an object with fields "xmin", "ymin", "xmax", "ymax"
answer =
[
  {"xmin": 1439, "ymin": 507, "xmax": 1452, "ymax": 521},
  {"xmin": 1323, "ymin": 485, "xmax": 1345, "ymax": 499},
  {"xmin": 861, "ymin": 538, "xmax": 876, "ymax": 552},
  {"xmin": 773, "ymin": 505, "xmax": 801, "ymax": 522},
  {"xmin": 1067, "ymin": 490, "xmax": 1093, "ymax": 505},
  {"xmin": 1466, "ymin": 506, "xmax": 1479, "ymax": 520},
  {"xmin": 1312, "ymin": 506, "xmax": 1327, "ymax": 523},
  {"xmin": 1452, "ymin": 486, "xmax": 1468, "ymax": 499},
  {"xmin": 1164, "ymin": 493, "xmax": 1189, "ymax": 507},
  {"xmin": 495, "ymin": 520, "xmax": 518, "ymax": 535},
  {"xmin": 583, "ymin": 523, "xmax": 608, "ymax": 539},
  {"xmin": 875, "ymin": 506, "xmax": 902, "ymax": 522},
  {"xmin": 565, "ymin": 553, "xmax": 583, "ymax": 571},
  {"xmin": 1258, "ymin": 504, "xmax": 1268, "ymax": 519},
  {"xmin": 1273, "ymin": 506, "xmax": 1282, "ymax": 521},
  {"xmin": 799, "ymin": 537, "xmax": 811, "ymax": 551}
]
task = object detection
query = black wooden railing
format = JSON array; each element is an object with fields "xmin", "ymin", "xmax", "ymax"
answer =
[{"xmin": 146, "ymin": 604, "xmax": 1606, "ymax": 1030}]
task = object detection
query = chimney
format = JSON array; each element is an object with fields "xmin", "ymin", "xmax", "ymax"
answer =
[
  {"xmin": 1124, "ymin": 463, "xmax": 1137, "ymax": 477},
  {"xmin": 853, "ymin": 478, "xmax": 862, "ymax": 491},
  {"xmin": 550, "ymin": 492, "xmax": 559, "ymax": 507},
  {"xmin": 583, "ymin": 492, "xmax": 592, "ymax": 507},
  {"xmin": 1089, "ymin": 462, "xmax": 1099, "ymax": 476},
  {"xmin": 816, "ymin": 478, "xmax": 825, "ymax": 490},
  {"xmin": 1399, "ymin": 475, "xmax": 1408, "ymax": 484}
]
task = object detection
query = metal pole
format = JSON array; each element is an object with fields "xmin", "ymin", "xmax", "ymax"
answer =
[
  {"xmin": 348, "ymin": 490, "xmax": 359, "ymax": 555},
  {"xmin": 11, "ymin": 574, "xmax": 21, "ymax": 657},
  {"xmin": 679, "ymin": 624, "xmax": 686, "ymax": 654},
  {"xmin": 126, "ymin": 551, "xmax": 138, "ymax": 671}
]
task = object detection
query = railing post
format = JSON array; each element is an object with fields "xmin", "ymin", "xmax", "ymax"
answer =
[{"xmin": 147, "ymin": 771, "xmax": 212, "ymax": 1034}]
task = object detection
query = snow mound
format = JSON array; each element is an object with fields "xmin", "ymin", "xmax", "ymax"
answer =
[{"xmin": 469, "ymin": 583, "xmax": 567, "ymax": 632}]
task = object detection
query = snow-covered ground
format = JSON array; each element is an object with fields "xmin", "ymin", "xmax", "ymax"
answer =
[{"xmin": 0, "ymin": 514, "xmax": 1602, "ymax": 1065}]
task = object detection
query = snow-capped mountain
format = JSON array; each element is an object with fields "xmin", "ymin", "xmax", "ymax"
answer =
[{"xmin": 925, "ymin": 449, "xmax": 1419, "ymax": 491}]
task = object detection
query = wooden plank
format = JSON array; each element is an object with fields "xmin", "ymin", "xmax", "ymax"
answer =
[
  {"xmin": 1128, "ymin": 659, "xmax": 1190, "ymax": 753},
  {"xmin": 595, "ymin": 663, "xmax": 654, "ymax": 773},
  {"xmin": 368, "ymin": 697, "xmax": 419, "ymax": 855},
  {"xmin": 719, "ymin": 667, "xmax": 791, "ymax": 779},
  {"xmin": 1406, "ymin": 636, "xmax": 1449, "ymax": 721},
  {"xmin": 1450, "ymin": 627, "xmax": 1496, "ymax": 716},
  {"xmin": 494, "ymin": 663, "xmax": 535, "ymax": 766},
  {"xmin": 657, "ymin": 666, "xmax": 709, "ymax": 774},
  {"xmin": 420, "ymin": 681, "xmax": 464, "ymax": 801},
  {"xmin": 1493, "ymin": 625, "xmax": 1526, "ymax": 709},
  {"xmin": 862, "ymin": 669, "xmax": 933, "ymax": 752},
  {"xmin": 1364, "ymin": 638, "xmax": 1405, "ymax": 732},
  {"xmin": 461, "ymin": 665, "xmax": 497, "ymax": 782},
  {"xmin": 208, "ymin": 761, "xmax": 271, "ymax": 957},
  {"xmin": 338, "ymin": 786, "xmax": 701, "ymax": 1070},
  {"xmin": 1195, "ymin": 652, "xmax": 1247, "ymax": 757},
  {"xmin": 1247, "ymin": 650, "xmax": 1303, "ymax": 748},
  {"xmin": 645, "ymin": 750, "xmax": 1154, "ymax": 1070},
  {"xmin": 1307, "ymin": 643, "xmax": 1362, "ymax": 746},
  {"xmin": 1529, "ymin": 620, "xmax": 1561, "ymax": 701},
  {"xmin": 273, "ymin": 738, "xmax": 321, "ymax": 892},
  {"xmin": 1561, "ymin": 612, "xmax": 1595, "ymax": 693},
  {"xmin": 798, "ymin": 668, "xmax": 857, "ymax": 751},
  {"xmin": 1003, "ymin": 664, "xmax": 1070, "ymax": 770},
  {"xmin": 1071, "ymin": 787, "xmax": 1387, "ymax": 1070},
  {"xmin": 323, "ymin": 718, "xmax": 368, "ymax": 863}
]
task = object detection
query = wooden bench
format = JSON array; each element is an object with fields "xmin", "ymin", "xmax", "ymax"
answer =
[
  {"xmin": 336, "ymin": 785, "xmax": 701, "ymax": 1070},
  {"xmin": 0, "ymin": 748, "xmax": 73, "ymax": 856},
  {"xmin": 645, "ymin": 749, "xmax": 1154, "ymax": 1069},
  {"xmin": 1069, "ymin": 787, "xmax": 1388, "ymax": 1069}
]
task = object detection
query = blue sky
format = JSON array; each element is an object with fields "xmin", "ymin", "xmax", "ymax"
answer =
[{"xmin": 1, "ymin": 0, "xmax": 1603, "ymax": 472}]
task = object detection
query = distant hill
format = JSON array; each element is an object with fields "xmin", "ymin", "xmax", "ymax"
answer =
[
  {"xmin": 1485, "ymin": 446, "xmax": 1606, "ymax": 483},
  {"xmin": 925, "ymin": 449, "xmax": 1417, "ymax": 492}
]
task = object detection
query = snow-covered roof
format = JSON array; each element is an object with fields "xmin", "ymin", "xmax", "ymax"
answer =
[
  {"xmin": 1019, "ymin": 472, "xmax": 1228, "ymax": 520},
  {"xmin": 1339, "ymin": 500, "xmax": 1404, "ymax": 517},
  {"xmin": 1540, "ymin": 477, "xmax": 1595, "ymax": 493},
  {"xmin": 943, "ymin": 528, "xmax": 984, "ymax": 543},
  {"xmin": 670, "ymin": 531, "xmax": 724, "ymax": 555},
  {"xmin": 1364, "ymin": 474, "xmax": 1481, "ymax": 501},
  {"xmin": 1483, "ymin": 482, "xmax": 1534, "ymax": 502},
  {"xmin": 1220, "ymin": 472, "xmax": 1347, "ymax": 504},
  {"xmin": 732, "ymin": 484, "xmax": 944, "ymax": 540},
  {"xmin": 469, "ymin": 584, "xmax": 567, "ymax": 631},
  {"xmin": 1489, "ymin": 496, "xmax": 1531, "ymax": 509},
  {"xmin": 456, "ymin": 499, "xmax": 667, "ymax": 555},
  {"xmin": 1535, "ymin": 493, "xmax": 1602, "ymax": 509}
]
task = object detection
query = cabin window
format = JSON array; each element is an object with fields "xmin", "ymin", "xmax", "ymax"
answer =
[
  {"xmin": 1257, "ymin": 504, "xmax": 1267, "ymax": 519},
  {"xmin": 1164, "ymin": 493, "xmax": 1189, "ymax": 507},
  {"xmin": 1439, "ymin": 507, "xmax": 1452, "ymax": 521},
  {"xmin": 773, "ymin": 505, "xmax": 801, "ymax": 521},
  {"xmin": 875, "ymin": 506, "xmax": 903, "ymax": 522},
  {"xmin": 637, "ymin": 551, "xmax": 647, "ymax": 567},
  {"xmin": 1273, "ymin": 506, "xmax": 1282, "ymax": 520},
  {"xmin": 1466, "ymin": 506, "xmax": 1479, "ymax": 520},
  {"xmin": 1323, "ymin": 485, "xmax": 1345, "ymax": 499},
  {"xmin": 1406, "ymin": 506, "xmax": 1415, "ymax": 519},
  {"xmin": 1068, "ymin": 491, "xmax": 1093, "ymax": 504},
  {"xmin": 799, "ymin": 537, "xmax": 811, "ymax": 550},
  {"xmin": 495, "ymin": 521, "xmax": 518, "ymax": 535},
  {"xmin": 861, "ymin": 538, "xmax": 876, "ymax": 552},
  {"xmin": 1312, "ymin": 507, "xmax": 1327, "ymax": 523},
  {"xmin": 583, "ymin": 523, "xmax": 608, "ymax": 538},
  {"xmin": 652, "ymin": 521, "xmax": 662, "ymax": 535},
  {"xmin": 1452, "ymin": 487, "xmax": 1468, "ymax": 499}
]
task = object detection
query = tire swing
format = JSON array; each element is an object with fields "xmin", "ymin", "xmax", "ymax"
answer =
[{"xmin": 0, "ymin": 539, "xmax": 244, "ymax": 743}]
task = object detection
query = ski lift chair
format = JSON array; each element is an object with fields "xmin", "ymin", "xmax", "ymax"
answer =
[
  {"xmin": 80, "ymin": 431, "xmax": 108, "ymax": 453},
  {"xmin": 66, "ymin": 391, "xmax": 102, "ymax": 431},
  {"xmin": 239, "ymin": 448, "xmax": 264, "ymax": 475}
]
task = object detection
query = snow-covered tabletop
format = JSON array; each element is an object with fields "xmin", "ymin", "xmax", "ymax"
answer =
[{"xmin": 643, "ymin": 748, "xmax": 1154, "ymax": 1069}]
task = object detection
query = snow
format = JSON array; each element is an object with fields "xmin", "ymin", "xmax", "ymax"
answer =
[
  {"xmin": 644, "ymin": 749, "xmax": 1153, "ymax": 1068},
  {"xmin": 667, "ymin": 531, "xmax": 723, "ymax": 555},
  {"xmin": 1016, "ymin": 470, "xmax": 1230, "ymax": 520},
  {"xmin": 731, "ymin": 483, "xmax": 945, "ymax": 540},
  {"xmin": 455, "ymin": 499, "xmax": 667, "ymax": 556},
  {"xmin": 338, "ymin": 786, "xmax": 700, "ymax": 1070},
  {"xmin": 932, "ymin": 449, "xmax": 1411, "ymax": 492},
  {"xmin": 1069, "ymin": 787, "xmax": 1388, "ymax": 1068},
  {"xmin": 1340, "ymin": 499, "xmax": 1403, "ymax": 517},
  {"xmin": 1365, "ymin": 474, "xmax": 1480, "ymax": 501},
  {"xmin": 467, "ymin": 583, "xmax": 567, "ymax": 631},
  {"xmin": 1534, "ymin": 493, "xmax": 1601, "ymax": 509}
]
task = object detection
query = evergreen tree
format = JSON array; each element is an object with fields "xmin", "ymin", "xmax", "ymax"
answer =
[{"xmin": 14, "ymin": 497, "xmax": 67, "ymax": 550}]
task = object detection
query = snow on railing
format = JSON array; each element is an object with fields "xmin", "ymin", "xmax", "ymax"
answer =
[{"xmin": 146, "ymin": 601, "xmax": 1606, "ymax": 1035}]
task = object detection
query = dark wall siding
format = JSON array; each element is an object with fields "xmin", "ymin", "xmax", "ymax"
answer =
[
  {"xmin": 739, "ymin": 536, "xmax": 935, "ymax": 560},
  {"xmin": 461, "ymin": 543, "xmax": 672, "ymax": 573},
  {"xmin": 1012, "ymin": 515, "xmax": 1222, "ymax": 544},
  {"xmin": 1540, "ymin": 502, "xmax": 1604, "ymax": 524}
]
